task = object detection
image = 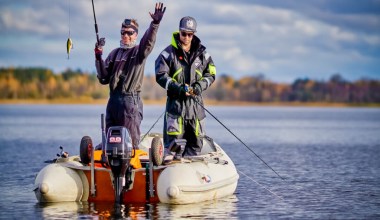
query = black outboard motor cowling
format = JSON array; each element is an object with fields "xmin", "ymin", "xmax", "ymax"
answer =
[{"xmin": 105, "ymin": 126, "xmax": 133, "ymax": 203}]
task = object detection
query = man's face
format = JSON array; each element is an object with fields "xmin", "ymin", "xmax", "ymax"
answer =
[
  {"xmin": 120, "ymin": 27, "xmax": 137, "ymax": 44},
  {"xmin": 179, "ymin": 31, "xmax": 194, "ymax": 46}
]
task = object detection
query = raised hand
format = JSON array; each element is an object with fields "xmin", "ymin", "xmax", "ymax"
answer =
[{"xmin": 149, "ymin": 2, "xmax": 166, "ymax": 24}]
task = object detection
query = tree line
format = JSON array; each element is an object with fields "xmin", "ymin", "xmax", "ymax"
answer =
[{"xmin": 1, "ymin": 67, "xmax": 379, "ymax": 104}]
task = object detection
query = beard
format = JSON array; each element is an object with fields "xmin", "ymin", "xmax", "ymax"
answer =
[{"xmin": 120, "ymin": 39, "xmax": 137, "ymax": 49}]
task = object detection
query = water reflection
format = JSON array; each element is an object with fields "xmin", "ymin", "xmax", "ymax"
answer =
[
  {"xmin": 155, "ymin": 195, "xmax": 238, "ymax": 219},
  {"xmin": 35, "ymin": 202, "xmax": 89, "ymax": 219},
  {"xmin": 89, "ymin": 202, "xmax": 153, "ymax": 219},
  {"xmin": 35, "ymin": 195, "xmax": 238, "ymax": 219}
]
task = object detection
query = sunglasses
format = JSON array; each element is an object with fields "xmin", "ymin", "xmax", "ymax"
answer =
[
  {"xmin": 180, "ymin": 32, "xmax": 194, "ymax": 38},
  {"xmin": 121, "ymin": 30, "xmax": 136, "ymax": 36}
]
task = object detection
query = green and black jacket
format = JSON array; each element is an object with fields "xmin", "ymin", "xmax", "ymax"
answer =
[{"xmin": 155, "ymin": 31, "xmax": 216, "ymax": 120}]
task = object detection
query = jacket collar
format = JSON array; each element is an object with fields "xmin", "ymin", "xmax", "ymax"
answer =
[{"xmin": 171, "ymin": 31, "xmax": 202, "ymax": 51}]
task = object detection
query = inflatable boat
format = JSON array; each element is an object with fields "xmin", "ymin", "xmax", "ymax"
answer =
[{"xmin": 34, "ymin": 121, "xmax": 239, "ymax": 205}]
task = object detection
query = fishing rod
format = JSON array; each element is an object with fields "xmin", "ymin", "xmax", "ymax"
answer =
[
  {"xmin": 140, "ymin": 111, "xmax": 165, "ymax": 143},
  {"xmin": 91, "ymin": 0, "xmax": 105, "ymax": 47},
  {"xmin": 190, "ymin": 96, "xmax": 285, "ymax": 181},
  {"xmin": 91, "ymin": 0, "xmax": 99, "ymax": 44}
]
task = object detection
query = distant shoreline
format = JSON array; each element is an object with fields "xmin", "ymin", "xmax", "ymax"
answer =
[{"xmin": 1, "ymin": 99, "xmax": 379, "ymax": 108}]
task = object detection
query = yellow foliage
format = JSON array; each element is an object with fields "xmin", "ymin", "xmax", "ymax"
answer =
[{"xmin": 4, "ymin": 74, "xmax": 20, "ymax": 98}]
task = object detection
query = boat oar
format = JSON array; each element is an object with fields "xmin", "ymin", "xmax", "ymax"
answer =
[{"xmin": 191, "ymin": 96, "xmax": 285, "ymax": 181}]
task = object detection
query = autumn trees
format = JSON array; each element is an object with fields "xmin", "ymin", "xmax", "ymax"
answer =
[{"xmin": 1, "ymin": 67, "xmax": 379, "ymax": 104}]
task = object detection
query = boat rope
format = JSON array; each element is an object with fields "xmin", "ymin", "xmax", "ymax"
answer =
[
  {"xmin": 237, "ymin": 169, "xmax": 284, "ymax": 200},
  {"xmin": 140, "ymin": 111, "xmax": 165, "ymax": 143},
  {"xmin": 191, "ymin": 96, "xmax": 285, "ymax": 181}
]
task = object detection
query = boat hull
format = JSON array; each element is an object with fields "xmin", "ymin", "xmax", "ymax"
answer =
[
  {"xmin": 33, "ymin": 160, "xmax": 89, "ymax": 202},
  {"xmin": 34, "ymin": 136, "xmax": 239, "ymax": 204},
  {"xmin": 157, "ymin": 162, "xmax": 238, "ymax": 204}
]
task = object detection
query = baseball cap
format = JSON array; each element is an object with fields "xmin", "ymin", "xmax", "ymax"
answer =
[{"xmin": 179, "ymin": 16, "xmax": 197, "ymax": 32}]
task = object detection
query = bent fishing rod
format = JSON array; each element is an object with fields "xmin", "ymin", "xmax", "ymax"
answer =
[{"xmin": 190, "ymin": 96, "xmax": 285, "ymax": 181}]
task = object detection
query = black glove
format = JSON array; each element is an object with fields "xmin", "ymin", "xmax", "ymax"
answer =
[
  {"xmin": 149, "ymin": 2, "xmax": 166, "ymax": 24},
  {"xmin": 191, "ymin": 82, "xmax": 202, "ymax": 96},
  {"xmin": 94, "ymin": 38, "xmax": 105, "ymax": 60}
]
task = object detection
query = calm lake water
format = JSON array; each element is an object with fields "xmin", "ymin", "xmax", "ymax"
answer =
[{"xmin": 0, "ymin": 104, "xmax": 379, "ymax": 219}]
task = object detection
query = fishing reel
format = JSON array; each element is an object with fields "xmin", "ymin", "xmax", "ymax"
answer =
[
  {"xmin": 97, "ymin": 37, "xmax": 106, "ymax": 47},
  {"xmin": 184, "ymin": 84, "xmax": 193, "ymax": 95},
  {"xmin": 105, "ymin": 126, "xmax": 134, "ymax": 203}
]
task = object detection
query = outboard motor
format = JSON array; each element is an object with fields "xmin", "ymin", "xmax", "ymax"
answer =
[{"xmin": 105, "ymin": 126, "xmax": 133, "ymax": 203}]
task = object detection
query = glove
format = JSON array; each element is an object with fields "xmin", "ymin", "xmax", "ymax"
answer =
[
  {"xmin": 94, "ymin": 47, "xmax": 102, "ymax": 59},
  {"xmin": 149, "ymin": 2, "xmax": 166, "ymax": 24},
  {"xmin": 94, "ymin": 38, "xmax": 105, "ymax": 60},
  {"xmin": 191, "ymin": 82, "xmax": 202, "ymax": 96}
]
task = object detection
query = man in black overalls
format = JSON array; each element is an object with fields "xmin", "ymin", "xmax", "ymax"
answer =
[{"xmin": 95, "ymin": 3, "xmax": 166, "ymax": 149}]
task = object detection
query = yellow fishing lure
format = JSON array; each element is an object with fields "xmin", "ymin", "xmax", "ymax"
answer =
[
  {"xmin": 67, "ymin": 37, "xmax": 73, "ymax": 59},
  {"xmin": 66, "ymin": 0, "xmax": 73, "ymax": 59}
]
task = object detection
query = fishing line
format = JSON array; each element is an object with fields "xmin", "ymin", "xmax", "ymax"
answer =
[
  {"xmin": 237, "ymin": 169, "xmax": 284, "ymax": 200},
  {"xmin": 68, "ymin": 0, "xmax": 71, "ymax": 38},
  {"xmin": 140, "ymin": 111, "xmax": 165, "ymax": 143},
  {"xmin": 190, "ymin": 98, "xmax": 315, "ymax": 199},
  {"xmin": 191, "ymin": 96, "xmax": 285, "ymax": 181},
  {"xmin": 66, "ymin": 0, "xmax": 73, "ymax": 59}
]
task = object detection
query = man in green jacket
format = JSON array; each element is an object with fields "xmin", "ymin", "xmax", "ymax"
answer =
[{"xmin": 155, "ymin": 16, "xmax": 216, "ymax": 156}]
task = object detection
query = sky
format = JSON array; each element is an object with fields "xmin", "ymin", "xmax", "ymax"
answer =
[{"xmin": 0, "ymin": 0, "xmax": 379, "ymax": 82}]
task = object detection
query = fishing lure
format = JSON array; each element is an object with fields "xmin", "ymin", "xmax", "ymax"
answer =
[
  {"xmin": 67, "ymin": 37, "xmax": 73, "ymax": 59},
  {"xmin": 66, "ymin": 0, "xmax": 73, "ymax": 59}
]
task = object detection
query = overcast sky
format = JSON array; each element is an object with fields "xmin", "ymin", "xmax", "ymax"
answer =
[{"xmin": 0, "ymin": 0, "xmax": 379, "ymax": 82}]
